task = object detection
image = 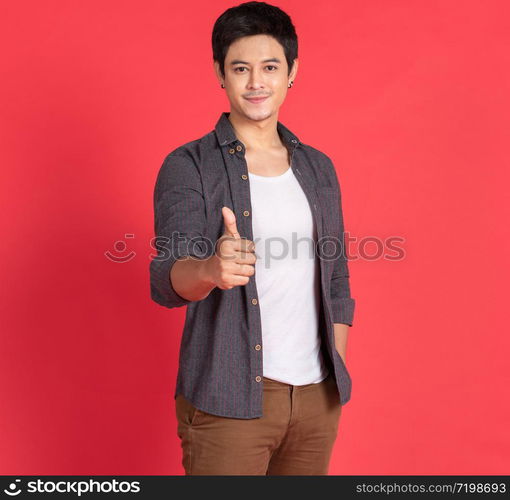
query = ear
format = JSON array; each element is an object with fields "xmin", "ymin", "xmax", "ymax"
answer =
[
  {"xmin": 213, "ymin": 60, "xmax": 224, "ymax": 86},
  {"xmin": 289, "ymin": 58, "xmax": 299, "ymax": 81}
]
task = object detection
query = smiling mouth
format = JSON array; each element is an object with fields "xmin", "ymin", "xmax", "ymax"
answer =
[{"xmin": 245, "ymin": 96, "xmax": 269, "ymax": 103}]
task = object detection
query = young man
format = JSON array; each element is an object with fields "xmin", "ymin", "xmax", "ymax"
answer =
[{"xmin": 149, "ymin": 1, "xmax": 355, "ymax": 475}]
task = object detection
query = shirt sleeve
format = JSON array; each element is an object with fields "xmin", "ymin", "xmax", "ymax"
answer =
[
  {"xmin": 149, "ymin": 152, "xmax": 212, "ymax": 309},
  {"xmin": 327, "ymin": 157, "xmax": 356, "ymax": 327}
]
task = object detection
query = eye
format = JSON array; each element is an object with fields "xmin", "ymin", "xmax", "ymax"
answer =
[
  {"xmin": 266, "ymin": 65, "xmax": 278, "ymax": 71},
  {"xmin": 234, "ymin": 67, "xmax": 248, "ymax": 73}
]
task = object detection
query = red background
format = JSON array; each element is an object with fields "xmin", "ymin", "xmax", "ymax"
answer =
[{"xmin": 1, "ymin": 0, "xmax": 509, "ymax": 475}]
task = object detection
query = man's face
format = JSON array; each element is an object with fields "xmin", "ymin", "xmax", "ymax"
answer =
[{"xmin": 216, "ymin": 34, "xmax": 298, "ymax": 122}]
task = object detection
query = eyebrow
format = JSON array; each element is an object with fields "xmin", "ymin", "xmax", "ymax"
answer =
[{"xmin": 229, "ymin": 58, "xmax": 282, "ymax": 65}]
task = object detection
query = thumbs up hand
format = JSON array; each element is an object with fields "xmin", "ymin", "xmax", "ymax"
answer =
[
  {"xmin": 221, "ymin": 205, "xmax": 242, "ymax": 240},
  {"xmin": 203, "ymin": 206, "xmax": 257, "ymax": 290}
]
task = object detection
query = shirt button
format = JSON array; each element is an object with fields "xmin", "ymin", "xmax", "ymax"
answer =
[
  {"xmin": 243, "ymin": 210, "xmax": 250, "ymax": 216},
  {"xmin": 251, "ymin": 298, "xmax": 258, "ymax": 305},
  {"xmin": 255, "ymin": 376, "xmax": 262, "ymax": 382},
  {"xmin": 229, "ymin": 148, "xmax": 235, "ymax": 154},
  {"xmin": 255, "ymin": 344, "xmax": 261, "ymax": 351},
  {"xmin": 241, "ymin": 174, "xmax": 248, "ymax": 180},
  {"xmin": 291, "ymin": 139, "xmax": 297, "ymax": 143},
  {"xmin": 236, "ymin": 144, "xmax": 243, "ymax": 151}
]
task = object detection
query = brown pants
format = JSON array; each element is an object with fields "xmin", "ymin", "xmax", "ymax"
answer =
[{"xmin": 175, "ymin": 371, "xmax": 342, "ymax": 475}]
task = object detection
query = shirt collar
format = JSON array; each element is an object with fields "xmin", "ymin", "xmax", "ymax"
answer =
[{"xmin": 214, "ymin": 111, "xmax": 300, "ymax": 151}]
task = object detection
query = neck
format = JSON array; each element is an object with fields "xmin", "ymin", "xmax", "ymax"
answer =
[{"xmin": 227, "ymin": 109, "xmax": 283, "ymax": 151}]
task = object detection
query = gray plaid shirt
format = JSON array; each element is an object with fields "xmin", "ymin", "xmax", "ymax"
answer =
[{"xmin": 149, "ymin": 111, "xmax": 355, "ymax": 418}]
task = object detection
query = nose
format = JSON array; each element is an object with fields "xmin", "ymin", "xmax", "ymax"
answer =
[{"xmin": 247, "ymin": 67, "xmax": 265, "ymax": 90}]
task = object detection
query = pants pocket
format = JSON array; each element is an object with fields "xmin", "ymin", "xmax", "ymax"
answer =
[{"xmin": 175, "ymin": 394, "xmax": 203, "ymax": 427}]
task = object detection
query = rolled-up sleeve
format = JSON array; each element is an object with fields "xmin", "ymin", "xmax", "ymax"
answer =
[
  {"xmin": 328, "ymin": 158, "xmax": 356, "ymax": 326},
  {"xmin": 149, "ymin": 152, "xmax": 212, "ymax": 309}
]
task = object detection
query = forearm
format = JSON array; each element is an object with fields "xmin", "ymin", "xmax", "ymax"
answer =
[
  {"xmin": 170, "ymin": 256, "xmax": 216, "ymax": 302},
  {"xmin": 333, "ymin": 322, "xmax": 350, "ymax": 363}
]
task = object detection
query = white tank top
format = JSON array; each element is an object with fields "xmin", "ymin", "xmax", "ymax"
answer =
[{"xmin": 248, "ymin": 166, "xmax": 329, "ymax": 385}]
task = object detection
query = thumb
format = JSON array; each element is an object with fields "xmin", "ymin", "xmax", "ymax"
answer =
[{"xmin": 222, "ymin": 206, "xmax": 241, "ymax": 240}]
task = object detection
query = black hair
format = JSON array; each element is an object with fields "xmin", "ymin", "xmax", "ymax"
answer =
[{"xmin": 212, "ymin": 1, "xmax": 298, "ymax": 78}]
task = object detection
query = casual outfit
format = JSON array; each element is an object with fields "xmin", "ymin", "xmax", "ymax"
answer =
[{"xmin": 149, "ymin": 111, "xmax": 355, "ymax": 474}]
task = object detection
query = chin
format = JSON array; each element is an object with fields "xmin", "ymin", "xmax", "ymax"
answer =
[{"xmin": 240, "ymin": 106, "xmax": 274, "ymax": 122}]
